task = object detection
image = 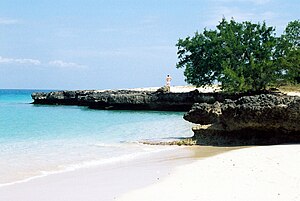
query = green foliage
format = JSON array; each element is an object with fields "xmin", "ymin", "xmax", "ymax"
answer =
[
  {"xmin": 176, "ymin": 18, "xmax": 299, "ymax": 92},
  {"xmin": 278, "ymin": 20, "xmax": 300, "ymax": 83},
  {"xmin": 284, "ymin": 20, "xmax": 300, "ymax": 49},
  {"xmin": 176, "ymin": 30, "xmax": 222, "ymax": 86}
]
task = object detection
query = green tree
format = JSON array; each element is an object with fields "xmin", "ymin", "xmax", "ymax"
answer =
[
  {"xmin": 279, "ymin": 20, "xmax": 300, "ymax": 83},
  {"xmin": 176, "ymin": 18, "xmax": 280, "ymax": 92},
  {"xmin": 285, "ymin": 20, "xmax": 300, "ymax": 48}
]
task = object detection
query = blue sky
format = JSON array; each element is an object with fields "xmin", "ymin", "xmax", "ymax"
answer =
[{"xmin": 0, "ymin": 0, "xmax": 299, "ymax": 89}]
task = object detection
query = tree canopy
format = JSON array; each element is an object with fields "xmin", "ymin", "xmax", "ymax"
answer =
[
  {"xmin": 176, "ymin": 18, "xmax": 300, "ymax": 92},
  {"xmin": 279, "ymin": 20, "xmax": 300, "ymax": 83}
]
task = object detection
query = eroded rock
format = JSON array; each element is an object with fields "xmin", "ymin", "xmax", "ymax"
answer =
[
  {"xmin": 184, "ymin": 94, "xmax": 300, "ymax": 145},
  {"xmin": 31, "ymin": 89, "xmax": 251, "ymax": 111}
]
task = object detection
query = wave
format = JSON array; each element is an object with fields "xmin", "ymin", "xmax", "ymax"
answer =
[{"xmin": 0, "ymin": 145, "xmax": 179, "ymax": 188}]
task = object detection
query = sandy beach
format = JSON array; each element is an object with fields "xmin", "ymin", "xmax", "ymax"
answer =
[
  {"xmin": 0, "ymin": 146, "xmax": 234, "ymax": 201},
  {"xmin": 118, "ymin": 145, "xmax": 300, "ymax": 201},
  {"xmin": 130, "ymin": 85, "xmax": 221, "ymax": 93},
  {"xmin": 2, "ymin": 0, "xmax": 299, "ymax": 200},
  {"xmin": 1, "ymin": 145, "xmax": 299, "ymax": 201}
]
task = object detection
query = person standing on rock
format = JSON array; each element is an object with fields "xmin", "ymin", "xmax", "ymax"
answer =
[{"xmin": 166, "ymin": 75, "xmax": 172, "ymax": 92}]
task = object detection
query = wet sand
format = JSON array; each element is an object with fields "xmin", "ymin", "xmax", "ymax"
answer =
[{"xmin": 0, "ymin": 146, "xmax": 234, "ymax": 201}]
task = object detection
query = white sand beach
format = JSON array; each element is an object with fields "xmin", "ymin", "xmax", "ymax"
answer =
[
  {"xmin": 118, "ymin": 145, "xmax": 300, "ymax": 201},
  {"xmin": 131, "ymin": 85, "xmax": 300, "ymax": 96},
  {"xmin": 286, "ymin": 91, "xmax": 300, "ymax": 97},
  {"xmin": 0, "ymin": 146, "xmax": 233, "ymax": 201},
  {"xmin": 129, "ymin": 85, "xmax": 221, "ymax": 93},
  {"xmin": 1, "ymin": 145, "xmax": 299, "ymax": 201}
]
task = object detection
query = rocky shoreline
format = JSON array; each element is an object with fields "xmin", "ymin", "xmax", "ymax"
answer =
[
  {"xmin": 31, "ymin": 89, "xmax": 260, "ymax": 111},
  {"xmin": 184, "ymin": 94, "xmax": 300, "ymax": 145},
  {"xmin": 31, "ymin": 88, "xmax": 300, "ymax": 145}
]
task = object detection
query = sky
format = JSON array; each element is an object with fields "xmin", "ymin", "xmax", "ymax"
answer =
[{"xmin": 0, "ymin": 0, "xmax": 299, "ymax": 90}]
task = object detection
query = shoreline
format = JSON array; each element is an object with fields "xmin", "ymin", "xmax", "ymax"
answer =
[
  {"xmin": 0, "ymin": 145, "xmax": 180, "ymax": 188},
  {"xmin": 30, "ymin": 85, "xmax": 223, "ymax": 112},
  {"xmin": 118, "ymin": 144, "xmax": 300, "ymax": 201},
  {"xmin": 0, "ymin": 144, "xmax": 184, "ymax": 187},
  {"xmin": 30, "ymin": 85, "xmax": 300, "ymax": 113},
  {"xmin": 0, "ymin": 146, "xmax": 235, "ymax": 201},
  {"xmin": 2, "ymin": 87, "xmax": 300, "ymax": 201}
]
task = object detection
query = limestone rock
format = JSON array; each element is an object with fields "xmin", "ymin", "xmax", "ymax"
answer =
[
  {"xmin": 31, "ymin": 89, "xmax": 283, "ymax": 113},
  {"xmin": 184, "ymin": 94, "xmax": 300, "ymax": 145},
  {"xmin": 156, "ymin": 86, "xmax": 169, "ymax": 93},
  {"xmin": 32, "ymin": 89, "xmax": 220, "ymax": 111}
]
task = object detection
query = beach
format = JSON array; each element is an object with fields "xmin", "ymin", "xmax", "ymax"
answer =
[
  {"xmin": 1, "ymin": 145, "xmax": 299, "ymax": 201},
  {"xmin": 1, "ymin": 88, "xmax": 300, "ymax": 201},
  {"xmin": 118, "ymin": 145, "xmax": 300, "ymax": 201},
  {"xmin": 1, "ymin": 0, "xmax": 299, "ymax": 200},
  {"xmin": 0, "ymin": 146, "xmax": 235, "ymax": 201}
]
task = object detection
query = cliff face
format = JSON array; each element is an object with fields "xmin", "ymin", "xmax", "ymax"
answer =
[
  {"xmin": 184, "ymin": 94, "xmax": 300, "ymax": 145},
  {"xmin": 31, "ymin": 89, "xmax": 249, "ymax": 111}
]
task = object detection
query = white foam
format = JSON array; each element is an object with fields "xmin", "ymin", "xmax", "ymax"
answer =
[
  {"xmin": 0, "ymin": 145, "xmax": 179, "ymax": 188},
  {"xmin": 92, "ymin": 142, "xmax": 126, "ymax": 148}
]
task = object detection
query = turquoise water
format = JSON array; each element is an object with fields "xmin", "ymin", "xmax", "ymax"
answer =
[{"xmin": 0, "ymin": 89, "xmax": 193, "ymax": 185}]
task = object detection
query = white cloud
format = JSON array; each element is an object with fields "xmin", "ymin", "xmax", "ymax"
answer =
[
  {"xmin": 60, "ymin": 45, "xmax": 175, "ymax": 59},
  {"xmin": 0, "ymin": 56, "xmax": 87, "ymax": 70},
  {"xmin": 205, "ymin": 6, "xmax": 275, "ymax": 27},
  {"xmin": 49, "ymin": 60, "xmax": 86, "ymax": 68},
  {"xmin": 0, "ymin": 18, "xmax": 19, "ymax": 25},
  {"xmin": 0, "ymin": 56, "xmax": 41, "ymax": 65}
]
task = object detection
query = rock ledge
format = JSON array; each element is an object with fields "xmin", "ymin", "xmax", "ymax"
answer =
[
  {"xmin": 184, "ymin": 94, "xmax": 300, "ymax": 145},
  {"xmin": 31, "ymin": 89, "xmax": 261, "ymax": 111}
]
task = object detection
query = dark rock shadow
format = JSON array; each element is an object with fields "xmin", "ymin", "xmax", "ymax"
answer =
[{"xmin": 192, "ymin": 129, "xmax": 300, "ymax": 147}]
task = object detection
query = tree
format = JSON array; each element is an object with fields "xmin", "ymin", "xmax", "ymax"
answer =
[
  {"xmin": 176, "ymin": 18, "xmax": 281, "ymax": 92},
  {"xmin": 279, "ymin": 20, "xmax": 300, "ymax": 83},
  {"xmin": 284, "ymin": 20, "xmax": 300, "ymax": 49}
]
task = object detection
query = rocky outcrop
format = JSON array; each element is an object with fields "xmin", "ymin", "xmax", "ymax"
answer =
[
  {"xmin": 31, "ymin": 89, "xmax": 258, "ymax": 111},
  {"xmin": 184, "ymin": 94, "xmax": 300, "ymax": 145}
]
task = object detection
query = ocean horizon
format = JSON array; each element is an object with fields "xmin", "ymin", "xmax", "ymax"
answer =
[{"xmin": 0, "ymin": 89, "xmax": 193, "ymax": 186}]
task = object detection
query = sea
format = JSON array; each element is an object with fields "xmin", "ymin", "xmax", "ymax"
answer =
[{"xmin": 0, "ymin": 89, "xmax": 193, "ymax": 186}]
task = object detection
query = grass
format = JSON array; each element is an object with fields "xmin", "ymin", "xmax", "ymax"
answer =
[{"xmin": 278, "ymin": 84, "xmax": 300, "ymax": 92}]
